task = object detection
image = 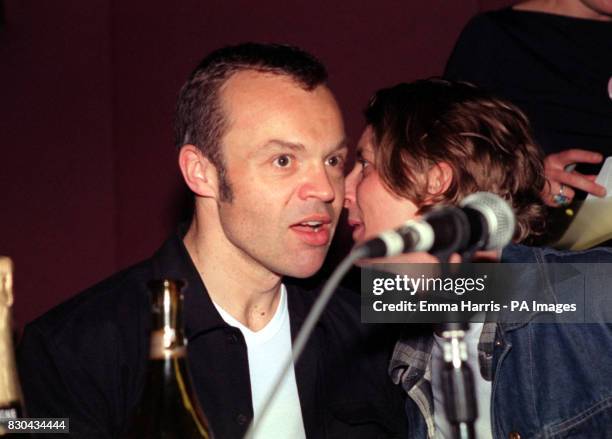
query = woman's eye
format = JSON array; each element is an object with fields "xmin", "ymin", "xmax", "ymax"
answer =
[
  {"xmin": 273, "ymin": 155, "xmax": 292, "ymax": 168},
  {"xmin": 358, "ymin": 158, "xmax": 370, "ymax": 171}
]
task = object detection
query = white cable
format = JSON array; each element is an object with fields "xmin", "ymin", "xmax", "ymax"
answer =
[{"xmin": 243, "ymin": 246, "xmax": 368, "ymax": 439}]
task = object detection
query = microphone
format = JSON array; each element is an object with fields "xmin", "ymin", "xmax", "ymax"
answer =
[
  {"xmin": 357, "ymin": 192, "xmax": 516, "ymax": 258},
  {"xmin": 459, "ymin": 191, "xmax": 516, "ymax": 251}
]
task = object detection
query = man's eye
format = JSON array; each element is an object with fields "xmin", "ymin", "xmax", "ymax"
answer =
[
  {"xmin": 273, "ymin": 155, "xmax": 292, "ymax": 168},
  {"xmin": 327, "ymin": 155, "xmax": 345, "ymax": 167}
]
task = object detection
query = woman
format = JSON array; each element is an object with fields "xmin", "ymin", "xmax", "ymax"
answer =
[
  {"xmin": 343, "ymin": 78, "xmax": 612, "ymax": 438},
  {"xmin": 345, "ymin": 79, "xmax": 546, "ymax": 248}
]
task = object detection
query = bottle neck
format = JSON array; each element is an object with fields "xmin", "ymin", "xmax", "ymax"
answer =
[
  {"xmin": 0, "ymin": 307, "xmax": 22, "ymax": 406},
  {"xmin": 0, "ymin": 256, "xmax": 22, "ymax": 408},
  {"xmin": 149, "ymin": 279, "xmax": 187, "ymax": 360}
]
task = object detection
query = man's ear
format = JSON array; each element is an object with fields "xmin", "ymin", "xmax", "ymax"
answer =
[
  {"xmin": 178, "ymin": 145, "xmax": 218, "ymax": 198},
  {"xmin": 425, "ymin": 162, "xmax": 453, "ymax": 199}
]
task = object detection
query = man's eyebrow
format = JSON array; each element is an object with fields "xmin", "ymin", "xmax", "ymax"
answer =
[
  {"xmin": 331, "ymin": 138, "xmax": 349, "ymax": 153},
  {"xmin": 253, "ymin": 138, "xmax": 349, "ymax": 156},
  {"xmin": 257, "ymin": 140, "xmax": 306, "ymax": 152}
]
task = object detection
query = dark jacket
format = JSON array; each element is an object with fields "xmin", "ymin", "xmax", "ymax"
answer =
[{"xmin": 17, "ymin": 233, "xmax": 407, "ymax": 439}]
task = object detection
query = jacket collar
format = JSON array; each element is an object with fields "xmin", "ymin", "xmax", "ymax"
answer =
[
  {"xmin": 149, "ymin": 229, "xmax": 228, "ymax": 339},
  {"xmin": 149, "ymin": 229, "xmax": 324, "ymax": 434},
  {"xmin": 150, "ymin": 225, "xmax": 322, "ymax": 332}
]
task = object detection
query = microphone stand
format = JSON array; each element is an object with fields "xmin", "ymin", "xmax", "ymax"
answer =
[
  {"xmin": 437, "ymin": 322, "xmax": 477, "ymax": 439},
  {"xmin": 434, "ymin": 251, "xmax": 477, "ymax": 439}
]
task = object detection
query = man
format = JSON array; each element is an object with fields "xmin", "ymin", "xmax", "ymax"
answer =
[
  {"xmin": 18, "ymin": 43, "xmax": 406, "ymax": 438},
  {"xmin": 344, "ymin": 79, "xmax": 612, "ymax": 438}
]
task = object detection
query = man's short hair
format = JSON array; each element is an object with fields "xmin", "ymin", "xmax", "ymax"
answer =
[
  {"xmin": 174, "ymin": 43, "xmax": 328, "ymax": 201},
  {"xmin": 364, "ymin": 78, "xmax": 546, "ymax": 243}
]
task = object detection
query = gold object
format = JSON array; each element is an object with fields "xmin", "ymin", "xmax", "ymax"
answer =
[
  {"xmin": 0, "ymin": 257, "xmax": 25, "ymax": 434},
  {"xmin": 149, "ymin": 280, "xmax": 187, "ymax": 359},
  {"xmin": 124, "ymin": 279, "xmax": 213, "ymax": 438}
]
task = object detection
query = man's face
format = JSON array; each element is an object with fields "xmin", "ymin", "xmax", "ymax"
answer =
[
  {"xmin": 215, "ymin": 71, "xmax": 347, "ymax": 278},
  {"xmin": 344, "ymin": 126, "xmax": 419, "ymax": 244}
]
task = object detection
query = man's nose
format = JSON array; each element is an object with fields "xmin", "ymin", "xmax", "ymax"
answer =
[{"xmin": 298, "ymin": 164, "xmax": 337, "ymax": 202}]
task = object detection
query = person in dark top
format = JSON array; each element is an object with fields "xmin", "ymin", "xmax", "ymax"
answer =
[
  {"xmin": 17, "ymin": 43, "xmax": 407, "ymax": 439},
  {"xmin": 444, "ymin": 0, "xmax": 611, "ymax": 207}
]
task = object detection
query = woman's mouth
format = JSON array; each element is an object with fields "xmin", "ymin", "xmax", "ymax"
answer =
[{"xmin": 348, "ymin": 218, "xmax": 365, "ymax": 242}]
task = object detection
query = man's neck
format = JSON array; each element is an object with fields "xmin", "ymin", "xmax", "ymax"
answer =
[{"xmin": 184, "ymin": 217, "xmax": 283, "ymax": 332}]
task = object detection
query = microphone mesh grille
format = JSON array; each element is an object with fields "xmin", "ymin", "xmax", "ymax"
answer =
[{"xmin": 460, "ymin": 192, "xmax": 516, "ymax": 250}]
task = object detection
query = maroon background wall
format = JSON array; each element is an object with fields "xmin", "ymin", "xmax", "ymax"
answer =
[{"xmin": 1, "ymin": 0, "xmax": 515, "ymax": 331}]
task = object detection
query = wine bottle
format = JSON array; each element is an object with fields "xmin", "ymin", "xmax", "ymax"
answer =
[
  {"xmin": 124, "ymin": 279, "xmax": 214, "ymax": 439},
  {"xmin": 0, "ymin": 257, "xmax": 25, "ymax": 436}
]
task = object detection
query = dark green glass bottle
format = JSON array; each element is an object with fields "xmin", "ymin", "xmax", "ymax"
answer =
[
  {"xmin": 0, "ymin": 257, "xmax": 26, "ymax": 438},
  {"xmin": 125, "ymin": 279, "xmax": 213, "ymax": 439}
]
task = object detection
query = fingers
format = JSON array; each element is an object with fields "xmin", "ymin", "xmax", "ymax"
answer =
[
  {"xmin": 543, "ymin": 179, "xmax": 575, "ymax": 207},
  {"xmin": 547, "ymin": 149, "xmax": 604, "ymax": 168},
  {"xmin": 549, "ymin": 168, "xmax": 607, "ymax": 197},
  {"xmin": 449, "ymin": 253, "xmax": 462, "ymax": 263},
  {"xmin": 558, "ymin": 183, "xmax": 575, "ymax": 202},
  {"xmin": 543, "ymin": 150, "xmax": 607, "ymax": 205}
]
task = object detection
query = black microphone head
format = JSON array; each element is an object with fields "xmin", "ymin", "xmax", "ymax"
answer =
[
  {"xmin": 460, "ymin": 192, "xmax": 516, "ymax": 250},
  {"xmin": 423, "ymin": 205, "xmax": 470, "ymax": 255}
]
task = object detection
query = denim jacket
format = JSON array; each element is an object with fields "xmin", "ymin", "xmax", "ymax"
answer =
[{"xmin": 397, "ymin": 244, "xmax": 612, "ymax": 438}]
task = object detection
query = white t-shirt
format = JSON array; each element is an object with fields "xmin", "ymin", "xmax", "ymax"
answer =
[
  {"xmin": 431, "ymin": 322, "xmax": 492, "ymax": 439},
  {"xmin": 212, "ymin": 285, "xmax": 306, "ymax": 439}
]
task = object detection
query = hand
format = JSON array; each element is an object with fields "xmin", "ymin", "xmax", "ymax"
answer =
[
  {"xmin": 356, "ymin": 252, "xmax": 463, "ymax": 265},
  {"xmin": 542, "ymin": 149, "xmax": 606, "ymax": 207}
]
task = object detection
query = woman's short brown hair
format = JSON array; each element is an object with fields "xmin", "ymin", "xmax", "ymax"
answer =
[{"xmin": 364, "ymin": 79, "xmax": 546, "ymax": 243}]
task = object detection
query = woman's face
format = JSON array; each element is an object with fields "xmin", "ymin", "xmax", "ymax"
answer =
[{"xmin": 344, "ymin": 126, "xmax": 420, "ymax": 244}]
